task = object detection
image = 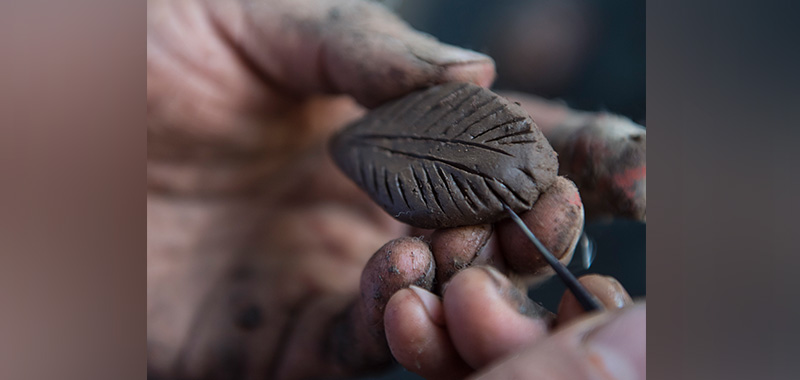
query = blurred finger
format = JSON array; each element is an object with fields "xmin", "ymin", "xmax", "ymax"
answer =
[
  {"xmin": 496, "ymin": 176, "xmax": 584, "ymax": 277},
  {"xmin": 443, "ymin": 266, "xmax": 552, "ymax": 369},
  {"xmin": 384, "ymin": 286, "xmax": 472, "ymax": 380},
  {"xmin": 470, "ymin": 304, "xmax": 646, "ymax": 380},
  {"xmin": 556, "ymin": 274, "xmax": 633, "ymax": 326}
]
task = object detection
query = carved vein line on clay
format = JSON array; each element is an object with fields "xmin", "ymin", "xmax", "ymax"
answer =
[
  {"xmin": 371, "ymin": 160, "xmax": 379, "ymax": 194},
  {"xmin": 410, "ymin": 165, "xmax": 428, "ymax": 208},
  {"xmin": 518, "ymin": 167, "xmax": 538, "ymax": 186},
  {"xmin": 499, "ymin": 139, "xmax": 538, "ymax": 145},
  {"xmin": 455, "ymin": 105, "xmax": 508, "ymax": 139},
  {"xmin": 360, "ymin": 143, "xmax": 516, "ymax": 187},
  {"xmin": 396, "ymin": 173, "xmax": 411, "ymax": 209},
  {"xmin": 482, "ymin": 177, "xmax": 510, "ymax": 208},
  {"xmin": 464, "ymin": 176, "xmax": 489, "ymax": 209},
  {"xmin": 435, "ymin": 164, "xmax": 467, "ymax": 217},
  {"xmin": 356, "ymin": 142, "xmax": 534, "ymax": 214},
  {"xmin": 484, "ymin": 129, "xmax": 535, "ymax": 144},
  {"xmin": 449, "ymin": 172, "xmax": 479, "ymax": 213},
  {"xmin": 383, "ymin": 167, "xmax": 394, "ymax": 205},
  {"xmin": 353, "ymin": 134, "xmax": 513, "ymax": 156},
  {"xmin": 449, "ymin": 97, "xmax": 497, "ymax": 138},
  {"xmin": 483, "ymin": 177, "xmax": 531, "ymax": 208},
  {"xmin": 475, "ymin": 118, "xmax": 531, "ymax": 141},
  {"xmin": 414, "ymin": 85, "xmax": 472, "ymax": 132},
  {"xmin": 436, "ymin": 87, "xmax": 485, "ymax": 135},
  {"xmin": 387, "ymin": 85, "xmax": 446, "ymax": 124},
  {"xmin": 355, "ymin": 150, "xmax": 366, "ymax": 187},
  {"xmin": 501, "ymin": 181, "xmax": 531, "ymax": 207},
  {"xmin": 453, "ymin": 86, "xmax": 485, "ymax": 110},
  {"xmin": 423, "ymin": 162, "xmax": 446, "ymax": 214},
  {"xmin": 404, "ymin": 83, "xmax": 468, "ymax": 127}
]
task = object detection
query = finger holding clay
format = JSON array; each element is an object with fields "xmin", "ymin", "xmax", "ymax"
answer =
[
  {"xmin": 329, "ymin": 81, "xmax": 641, "ymax": 378},
  {"xmin": 500, "ymin": 92, "xmax": 646, "ymax": 222}
]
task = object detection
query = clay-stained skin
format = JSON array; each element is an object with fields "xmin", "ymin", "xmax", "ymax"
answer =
[{"xmin": 329, "ymin": 82, "xmax": 559, "ymax": 228}]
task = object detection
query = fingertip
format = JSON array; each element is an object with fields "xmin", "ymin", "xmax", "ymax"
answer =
[
  {"xmin": 497, "ymin": 176, "xmax": 584, "ymax": 275},
  {"xmin": 439, "ymin": 59, "xmax": 497, "ymax": 89},
  {"xmin": 443, "ymin": 267, "xmax": 550, "ymax": 368},
  {"xmin": 408, "ymin": 285, "xmax": 445, "ymax": 326},
  {"xmin": 576, "ymin": 304, "xmax": 647, "ymax": 380},
  {"xmin": 384, "ymin": 288, "xmax": 421, "ymax": 336},
  {"xmin": 217, "ymin": 0, "xmax": 497, "ymax": 108},
  {"xmin": 309, "ymin": 237, "xmax": 436, "ymax": 374},
  {"xmin": 430, "ymin": 224, "xmax": 493, "ymax": 289},
  {"xmin": 385, "ymin": 288, "xmax": 471, "ymax": 380},
  {"xmin": 402, "ymin": 35, "xmax": 495, "ymax": 83},
  {"xmin": 320, "ymin": 4, "xmax": 496, "ymax": 107},
  {"xmin": 469, "ymin": 305, "xmax": 646, "ymax": 380},
  {"xmin": 556, "ymin": 115, "xmax": 646, "ymax": 221},
  {"xmin": 358, "ymin": 237, "xmax": 435, "ymax": 336},
  {"xmin": 362, "ymin": 237, "xmax": 435, "ymax": 286}
]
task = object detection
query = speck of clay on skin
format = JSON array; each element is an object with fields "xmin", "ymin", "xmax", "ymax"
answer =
[{"xmin": 388, "ymin": 265, "xmax": 400, "ymax": 275}]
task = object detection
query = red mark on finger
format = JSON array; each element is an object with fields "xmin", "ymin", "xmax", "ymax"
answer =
[
  {"xmin": 569, "ymin": 189, "xmax": 583, "ymax": 207},
  {"xmin": 613, "ymin": 165, "xmax": 646, "ymax": 198}
]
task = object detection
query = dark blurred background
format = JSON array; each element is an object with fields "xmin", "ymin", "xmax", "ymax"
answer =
[
  {"xmin": 355, "ymin": 1, "xmax": 645, "ymax": 379},
  {"xmin": 396, "ymin": 0, "xmax": 645, "ymax": 123}
]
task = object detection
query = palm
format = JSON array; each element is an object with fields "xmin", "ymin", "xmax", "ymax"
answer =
[
  {"xmin": 147, "ymin": 141, "xmax": 407, "ymax": 378},
  {"xmin": 148, "ymin": 1, "xmax": 411, "ymax": 377}
]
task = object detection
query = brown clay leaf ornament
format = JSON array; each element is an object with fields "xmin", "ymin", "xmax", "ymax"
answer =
[{"xmin": 330, "ymin": 82, "xmax": 559, "ymax": 229}]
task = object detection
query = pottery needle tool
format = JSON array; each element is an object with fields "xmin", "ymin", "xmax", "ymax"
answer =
[{"xmin": 504, "ymin": 204, "xmax": 602, "ymax": 312}]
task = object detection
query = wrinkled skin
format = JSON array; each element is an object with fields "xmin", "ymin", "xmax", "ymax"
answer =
[
  {"xmin": 147, "ymin": 1, "xmax": 644, "ymax": 379},
  {"xmin": 501, "ymin": 92, "xmax": 647, "ymax": 222}
]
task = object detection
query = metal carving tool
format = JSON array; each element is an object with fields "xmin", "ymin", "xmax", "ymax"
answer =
[{"xmin": 504, "ymin": 205, "xmax": 602, "ymax": 312}]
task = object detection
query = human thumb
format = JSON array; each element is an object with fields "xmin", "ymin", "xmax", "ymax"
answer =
[
  {"xmin": 208, "ymin": 0, "xmax": 495, "ymax": 107},
  {"xmin": 471, "ymin": 303, "xmax": 646, "ymax": 380}
]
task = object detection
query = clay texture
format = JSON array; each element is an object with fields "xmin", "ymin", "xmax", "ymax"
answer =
[{"xmin": 330, "ymin": 82, "xmax": 559, "ymax": 229}]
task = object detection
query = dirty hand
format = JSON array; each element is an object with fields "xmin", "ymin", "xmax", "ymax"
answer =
[{"xmin": 147, "ymin": 0, "xmax": 641, "ymax": 379}]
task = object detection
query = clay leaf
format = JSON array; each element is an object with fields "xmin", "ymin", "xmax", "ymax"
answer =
[{"xmin": 329, "ymin": 82, "xmax": 559, "ymax": 229}]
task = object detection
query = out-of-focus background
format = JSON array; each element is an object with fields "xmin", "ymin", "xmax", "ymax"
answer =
[
  {"xmin": 358, "ymin": 1, "xmax": 645, "ymax": 378},
  {"xmin": 395, "ymin": 0, "xmax": 645, "ymax": 122}
]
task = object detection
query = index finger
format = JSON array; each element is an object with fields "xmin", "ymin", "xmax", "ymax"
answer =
[
  {"xmin": 209, "ymin": 0, "xmax": 496, "ymax": 107},
  {"xmin": 495, "ymin": 176, "xmax": 585, "ymax": 278}
]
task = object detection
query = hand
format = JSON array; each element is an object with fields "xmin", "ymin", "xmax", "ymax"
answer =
[
  {"xmin": 385, "ymin": 269, "xmax": 644, "ymax": 380},
  {"xmin": 471, "ymin": 303, "xmax": 645, "ymax": 380},
  {"xmin": 147, "ymin": 0, "xmax": 642, "ymax": 379},
  {"xmin": 148, "ymin": 0, "xmax": 493, "ymax": 378},
  {"xmin": 501, "ymin": 92, "xmax": 646, "ymax": 222}
]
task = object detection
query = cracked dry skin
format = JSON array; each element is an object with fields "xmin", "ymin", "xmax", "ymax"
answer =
[{"xmin": 329, "ymin": 82, "xmax": 559, "ymax": 229}]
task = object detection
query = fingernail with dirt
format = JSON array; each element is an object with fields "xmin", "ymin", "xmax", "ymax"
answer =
[
  {"xmin": 479, "ymin": 266, "xmax": 552, "ymax": 319},
  {"xmin": 408, "ymin": 37, "xmax": 492, "ymax": 66},
  {"xmin": 478, "ymin": 265, "xmax": 508, "ymax": 288},
  {"xmin": 409, "ymin": 285, "xmax": 445, "ymax": 326}
]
